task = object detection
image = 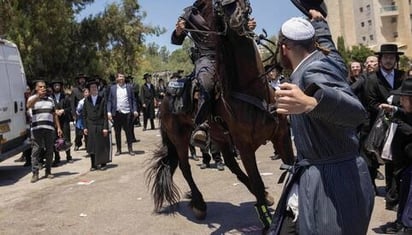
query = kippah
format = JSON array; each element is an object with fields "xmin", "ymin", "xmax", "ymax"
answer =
[{"xmin": 281, "ymin": 17, "xmax": 315, "ymax": 41}]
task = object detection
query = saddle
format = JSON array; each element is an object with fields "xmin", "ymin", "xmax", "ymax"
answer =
[{"xmin": 166, "ymin": 75, "xmax": 198, "ymax": 114}]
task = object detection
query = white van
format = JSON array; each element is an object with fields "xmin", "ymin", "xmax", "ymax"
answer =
[{"xmin": 0, "ymin": 38, "xmax": 30, "ymax": 161}]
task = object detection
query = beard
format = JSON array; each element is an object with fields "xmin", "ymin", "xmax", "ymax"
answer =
[{"xmin": 278, "ymin": 47, "xmax": 293, "ymax": 70}]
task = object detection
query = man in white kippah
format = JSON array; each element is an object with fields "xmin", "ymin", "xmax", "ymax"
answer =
[{"xmin": 268, "ymin": 1, "xmax": 374, "ymax": 235}]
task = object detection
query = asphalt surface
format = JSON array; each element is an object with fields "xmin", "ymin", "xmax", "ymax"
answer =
[{"xmin": 0, "ymin": 123, "xmax": 395, "ymax": 234}]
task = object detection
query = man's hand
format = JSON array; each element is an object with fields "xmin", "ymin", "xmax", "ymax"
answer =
[
  {"xmin": 56, "ymin": 109, "xmax": 64, "ymax": 116},
  {"xmin": 84, "ymin": 129, "xmax": 88, "ymax": 136},
  {"xmin": 57, "ymin": 128, "xmax": 63, "ymax": 138},
  {"xmin": 309, "ymin": 9, "xmax": 324, "ymax": 21},
  {"xmin": 102, "ymin": 129, "xmax": 108, "ymax": 137},
  {"xmin": 275, "ymin": 83, "xmax": 318, "ymax": 114},
  {"xmin": 247, "ymin": 18, "xmax": 256, "ymax": 31},
  {"xmin": 107, "ymin": 113, "xmax": 113, "ymax": 122},
  {"xmin": 175, "ymin": 19, "xmax": 186, "ymax": 36},
  {"xmin": 379, "ymin": 103, "xmax": 397, "ymax": 113}
]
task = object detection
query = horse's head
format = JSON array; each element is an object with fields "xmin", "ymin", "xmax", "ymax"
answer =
[{"xmin": 216, "ymin": 0, "xmax": 251, "ymax": 36}]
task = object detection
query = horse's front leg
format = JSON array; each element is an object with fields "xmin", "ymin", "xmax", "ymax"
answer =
[
  {"xmin": 238, "ymin": 148, "xmax": 273, "ymax": 231},
  {"xmin": 176, "ymin": 146, "xmax": 207, "ymax": 220}
]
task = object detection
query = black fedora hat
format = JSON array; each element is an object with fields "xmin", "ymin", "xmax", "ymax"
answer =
[
  {"xmin": 75, "ymin": 73, "xmax": 89, "ymax": 80},
  {"xmin": 143, "ymin": 73, "xmax": 152, "ymax": 80},
  {"xmin": 85, "ymin": 78, "xmax": 99, "ymax": 88},
  {"xmin": 392, "ymin": 79, "xmax": 412, "ymax": 96},
  {"xmin": 375, "ymin": 44, "xmax": 404, "ymax": 55},
  {"xmin": 291, "ymin": 0, "xmax": 328, "ymax": 18},
  {"xmin": 50, "ymin": 80, "xmax": 63, "ymax": 86}
]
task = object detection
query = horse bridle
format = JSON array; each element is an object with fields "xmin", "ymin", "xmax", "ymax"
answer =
[{"xmin": 214, "ymin": 0, "xmax": 252, "ymax": 37}]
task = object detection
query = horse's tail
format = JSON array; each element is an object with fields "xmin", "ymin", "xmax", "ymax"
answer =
[{"xmin": 145, "ymin": 129, "xmax": 180, "ymax": 212}]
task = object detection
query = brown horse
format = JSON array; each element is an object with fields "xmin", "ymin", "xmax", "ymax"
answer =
[{"xmin": 145, "ymin": 0, "xmax": 294, "ymax": 232}]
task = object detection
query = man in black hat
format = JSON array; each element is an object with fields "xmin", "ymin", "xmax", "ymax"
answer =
[
  {"xmin": 140, "ymin": 73, "xmax": 156, "ymax": 131},
  {"xmin": 365, "ymin": 43, "xmax": 406, "ymax": 211},
  {"xmin": 83, "ymin": 79, "xmax": 111, "ymax": 170},
  {"xmin": 378, "ymin": 78, "xmax": 412, "ymax": 233},
  {"xmin": 71, "ymin": 74, "xmax": 88, "ymax": 151},
  {"xmin": 51, "ymin": 80, "xmax": 73, "ymax": 166}
]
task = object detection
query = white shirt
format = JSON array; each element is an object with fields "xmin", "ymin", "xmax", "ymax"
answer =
[
  {"xmin": 91, "ymin": 95, "xmax": 98, "ymax": 106},
  {"xmin": 116, "ymin": 84, "xmax": 130, "ymax": 113},
  {"xmin": 381, "ymin": 68, "xmax": 395, "ymax": 88},
  {"xmin": 53, "ymin": 93, "xmax": 61, "ymax": 102}
]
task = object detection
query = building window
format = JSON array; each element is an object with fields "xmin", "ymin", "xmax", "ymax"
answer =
[
  {"xmin": 360, "ymin": 7, "xmax": 363, "ymax": 12},
  {"xmin": 361, "ymin": 22, "xmax": 365, "ymax": 27},
  {"xmin": 366, "ymin": 4, "xmax": 371, "ymax": 11},
  {"xmin": 362, "ymin": 36, "xmax": 366, "ymax": 41},
  {"xmin": 368, "ymin": 20, "xmax": 372, "ymax": 26},
  {"xmin": 369, "ymin": 34, "xmax": 374, "ymax": 40}
]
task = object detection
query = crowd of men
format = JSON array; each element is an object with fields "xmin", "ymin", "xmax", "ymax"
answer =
[
  {"xmin": 13, "ymin": 0, "xmax": 412, "ymax": 234},
  {"xmin": 21, "ymin": 72, "xmax": 169, "ymax": 181}
]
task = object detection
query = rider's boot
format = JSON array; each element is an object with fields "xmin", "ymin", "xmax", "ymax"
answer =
[{"xmin": 191, "ymin": 99, "xmax": 211, "ymax": 149}]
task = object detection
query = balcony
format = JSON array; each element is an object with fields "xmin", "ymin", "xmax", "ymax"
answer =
[{"xmin": 380, "ymin": 5, "xmax": 399, "ymax": 17}]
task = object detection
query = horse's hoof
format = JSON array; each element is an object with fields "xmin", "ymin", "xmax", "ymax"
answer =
[
  {"xmin": 265, "ymin": 194, "xmax": 275, "ymax": 207},
  {"xmin": 192, "ymin": 207, "xmax": 207, "ymax": 220}
]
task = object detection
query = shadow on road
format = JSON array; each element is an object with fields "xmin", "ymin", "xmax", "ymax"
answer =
[
  {"xmin": 0, "ymin": 164, "xmax": 31, "ymax": 186},
  {"xmin": 160, "ymin": 200, "xmax": 268, "ymax": 234}
]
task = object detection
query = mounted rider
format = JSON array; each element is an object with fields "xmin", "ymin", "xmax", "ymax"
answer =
[{"xmin": 171, "ymin": 0, "xmax": 256, "ymax": 148}]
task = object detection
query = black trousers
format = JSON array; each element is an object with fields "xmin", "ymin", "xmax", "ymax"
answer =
[{"xmin": 113, "ymin": 112, "xmax": 133, "ymax": 150}]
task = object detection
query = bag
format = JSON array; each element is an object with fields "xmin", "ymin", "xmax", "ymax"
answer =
[
  {"xmin": 166, "ymin": 76, "xmax": 194, "ymax": 114},
  {"xmin": 54, "ymin": 138, "xmax": 72, "ymax": 152},
  {"xmin": 381, "ymin": 122, "xmax": 398, "ymax": 161},
  {"xmin": 365, "ymin": 110, "xmax": 390, "ymax": 160}
]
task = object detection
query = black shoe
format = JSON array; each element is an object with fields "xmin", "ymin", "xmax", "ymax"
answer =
[
  {"xmin": 23, "ymin": 162, "xmax": 31, "ymax": 167},
  {"xmin": 115, "ymin": 151, "xmax": 121, "ymax": 156},
  {"xmin": 67, "ymin": 157, "xmax": 74, "ymax": 163},
  {"xmin": 52, "ymin": 161, "xmax": 60, "ymax": 167},
  {"xmin": 74, "ymin": 146, "xmax": 80, "ymax": 151},
  {"xmin": 379, "ymin": 221, "xmax": 404, "ymax": 234},
  {"xmin": 386, "ymin": 203, "xmax": 398, "ymax": 212},
  {"xmin": 200, "ymin": 163, "xmax": 210, "ymax": 169},
  {"xmin": 90, "ymin": 167, "xmax": 97, "ymax": 171},
  {"xmin": 31, "ymin": 172, "xmax": 39, "ymax": 183},
  {"xmin": 270, "ymin": 153, "xmax": 281, "ymax": 160},
  {"xmin": 143, "ymin": 127, "xmax": 147, "ymax": 131},
  {"xmin": 216, "ymin": 162, "xmax": 225, "ymax": 171},
  {"xmin": 45, "ymin": 171, "xmax": 54, "ymax": 179},
  {"xmin": 100, "ymin": 164, "xmax": 107, "ymax": 170},
  {"xmin": 128, "ymin": 150, "xmax": 135, "ymax": 156},
  {"xmin": 376, "ymin": 170, "xmax": 385, "ymax": 180}
]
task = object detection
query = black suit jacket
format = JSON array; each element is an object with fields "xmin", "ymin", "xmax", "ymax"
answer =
[
  {"xmin": 83, "ymin": 95, "xmax": 108, "ymax": 130},
  {"xmin": 365, "ymin": 68, "xmax": 404, "ymax": 123},
  {"xmin": 106, "ymin": 83, "xmax": 137, "ymax": 116},
  {"xmin": 52, "ymin": 92, "xmax": 72, "ymax": 123}
]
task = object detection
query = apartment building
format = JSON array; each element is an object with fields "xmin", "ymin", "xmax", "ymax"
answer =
[{"xmin": 325, "ymin": 0, "xmax": 412, "ymax": 57}]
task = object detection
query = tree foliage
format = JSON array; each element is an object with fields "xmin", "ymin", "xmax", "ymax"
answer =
[{"xmin": 0, "ymin": 0, "xmax": 177, "ymax": 85}]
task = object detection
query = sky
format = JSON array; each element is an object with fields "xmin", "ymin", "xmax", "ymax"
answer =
[{"xmin": 78, "ymin": 0, "xmax": 301, "ymax": 52}]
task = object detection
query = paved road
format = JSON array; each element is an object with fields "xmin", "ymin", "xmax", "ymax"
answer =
[{"xmin": 0, "ymin": 125, "xmax": 394, "ymax": 234}]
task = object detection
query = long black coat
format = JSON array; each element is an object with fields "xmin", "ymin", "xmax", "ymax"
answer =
[
  {"xmin": 83, "ymin": 95, "xmax": 110, "ymax": 165},
  {"xmin": 51, "ymin": 92, "xmax": 72, "ymax": 141},
  {"xmin": 140, "ymin": 83, "xmax": 156, "ymax": 119},
  {"xmin": 365, "ymin": 69, "xmax": 404, "ymax": 124}
]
